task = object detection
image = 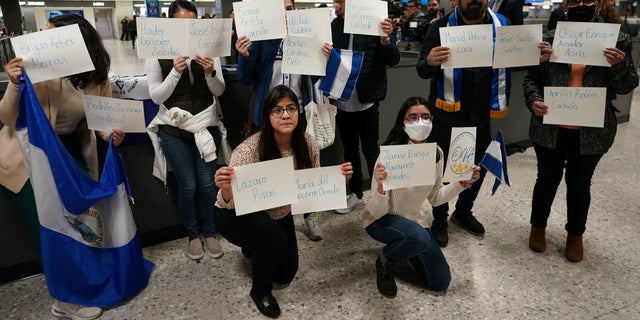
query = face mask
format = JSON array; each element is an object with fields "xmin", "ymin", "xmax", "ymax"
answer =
[
  {"xmin": 567, "ymin": 5, "xmax": 596, "ymax": 22},
  {"xmin": 404, "ymin": 119, "xmax": 433, "ymax": 142}
]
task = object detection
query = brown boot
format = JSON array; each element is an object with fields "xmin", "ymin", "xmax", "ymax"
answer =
[
  {"xmin": 529, "ymin": 226, "xmax": 546, "ymax": 253},
  {"xmin": 565, "ymin": 233, "xmax": 583, "ymax": 262}
]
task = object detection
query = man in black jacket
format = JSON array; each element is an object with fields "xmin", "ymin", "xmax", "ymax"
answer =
[{"xmin": 331, "ymin": 0, "xmax": 400, "ymax": 213}]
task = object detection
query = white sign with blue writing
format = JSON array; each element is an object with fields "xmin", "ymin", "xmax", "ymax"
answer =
[
  {"xmin": 233, "ymin": 0, "xmax": 287, "ymax": 41},
  {"xmin": 379, "ymin": 143, "xmax": 437, "ymax": 191},
  {"xmin": 550, "ymin": 22, "xmax": 620, "ymax": 67},
  {"xmin": 82, "ymin": 95, "xmax": 146, "ymax": 133},
  {"xmin": 188, "ymin": 18, "xmax": 234, "ymax": 57},
  {"xmin": 136, "ymin": 17, "xmax": 187, "ymax": 59},
  {"xmin": 291, "ymin": 165, "xmax": 346, "ymax": 215},
  {"xmin": 286, "ymin": 8, "xmax": 333, "ymax": 44},
  {"xmin": 543, "ymin": 86, "xmax": 606, "ymax": 128},
  {"xmin": 281, "ymin": 35, "xmax": 326, "ymax": 76},
  {"xmin": 344, "ymin": 0, "xmax": 388, "ymax": 37},
  {"xmin": 443, "ymin": 127, "xmax": 476, "ymax": 183},
  {"xmin": 439, "ymin": 24, "xmax": 493, "ymax": 68},
  {"xmin": 493, "ymin": 24, "xmax": 543, "ymax": 68},
  {"xmin": 10, "ymin": 24, "xmax": 94, "ymax": 83},
  {"xmin": 232, "ymin": 157, "xmax": 297, "ymax": 216}
]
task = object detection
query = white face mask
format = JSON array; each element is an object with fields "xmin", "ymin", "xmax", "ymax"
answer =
[{"xmin": 403, "ymin": 119, "xmax": 432, "ymax": 142}]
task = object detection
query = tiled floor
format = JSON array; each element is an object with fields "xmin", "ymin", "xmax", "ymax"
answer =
[{"xmin": 1, "ymin": 39, "xmax": 640, "ymax": 319}]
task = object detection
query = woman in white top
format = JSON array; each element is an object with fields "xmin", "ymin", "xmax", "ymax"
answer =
[{"xmin": 363, "ymin": 96, "xmax": 479, "ymax": 297}]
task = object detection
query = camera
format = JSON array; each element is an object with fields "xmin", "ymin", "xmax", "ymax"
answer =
[{"xmin": 387, "ymin": 0, "xmax": 408, "ymax": 20}]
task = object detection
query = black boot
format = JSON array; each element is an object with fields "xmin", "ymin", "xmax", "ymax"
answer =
[
  {"xmin": 250, "ymin": 291, "xmax": 281, "ymax": 318},
  {"xmin": 375, "ymin": 255, "xmax": 397, "ymax": 298},
  {"xmin": 430, "ymin": 218, "xmax": 449, "ymax": 247}
]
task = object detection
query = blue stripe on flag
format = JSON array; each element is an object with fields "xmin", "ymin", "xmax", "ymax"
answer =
[{"xmin": 343, "ymin": 50, "xmax": 363, "ymax": 100}]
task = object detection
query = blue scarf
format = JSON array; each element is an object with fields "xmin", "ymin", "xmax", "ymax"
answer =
[{"xmin": 436, "ymin": 8, "xmax": 510, "ymax": 118}]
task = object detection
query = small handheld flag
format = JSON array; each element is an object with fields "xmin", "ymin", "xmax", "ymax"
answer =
[
  {"xmin": 318, "ymin": 48, "xmax": 364, "ymax": 101},
  {"xmin": 479, "ymin": 130, "xmax": 510, "ymax": 195}
]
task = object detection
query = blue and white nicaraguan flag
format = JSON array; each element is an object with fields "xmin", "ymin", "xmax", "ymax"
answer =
[
  {"xmin": 318, "ymin": 48, "xmax": 364, "ymax": 101},
  {"xmin": 15, "ymin": 73, "xmax": 154, "ymax": 308},
  {"xmin": 479, "ymin": 130, "xmax": 510, "ymax": 196}
]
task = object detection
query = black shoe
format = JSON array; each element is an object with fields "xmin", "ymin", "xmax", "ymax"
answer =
[
  {"xmin": 241, "ymin": 247, "xmax": 252, "ymax": 259},
  {"xmin": 375, "ymin": 256, "xmax": 397, "ymax": 298},
  {"xmin": 250, "ymin": 292, "xmax": 281, "ymax": 318},
  {"xmin": 430, "ymin": 219, "xmax": 449, "ymax": 247},
  {"xmin": 451, "ymin": 212, "xmax": 485, "ymax": 236}
]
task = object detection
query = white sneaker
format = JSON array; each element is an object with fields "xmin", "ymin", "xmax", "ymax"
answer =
[
  {"xmin": 335, "ymin": 193, "xmax": 364, "ymax": 214},
  {"xmin": 51, "ymin": 300, "xmax": 102, "ymax": 320},
  {"xmin": 304, "ymin": 212, "xmax": 323, "ymax": 241},
  {"xmin": 204, "ymin": 236, "xmax": 224, "ymax": 258},
  {"xmin": 186, "ymin": 238, "xmax": 204, "ymax": 260}
]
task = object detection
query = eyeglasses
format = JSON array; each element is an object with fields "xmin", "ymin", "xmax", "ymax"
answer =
[
  {"xmin": 567, "ymin": 0, "xmax": 597, "ymax": 7},
  {"xmin": 405, "ymin": 113, "xmax": 433, "ymax": 123},
  {"xmin": 270, "ymin": 105, "xmax": 298, "ymax": 117}
]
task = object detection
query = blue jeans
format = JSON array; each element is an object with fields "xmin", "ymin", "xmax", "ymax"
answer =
[
  {"xmin": 531, "ymin": 128, "xmax": 604, "ymax": 235},
  {"xmin": 158, "ymin": 129, "xmax": 220, "ymax": 239},
  {"xmin": 365, "ymin": 214, "xmax": 451, "ymax": 291}
]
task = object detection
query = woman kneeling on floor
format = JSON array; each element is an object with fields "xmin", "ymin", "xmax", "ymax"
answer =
[{"xmin": 363, "ymin": 96, "xmax": 480, "ymax": 297}]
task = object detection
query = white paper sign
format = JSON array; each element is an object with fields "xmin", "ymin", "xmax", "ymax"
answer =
[
  {"xmin": 281, "ymin": 36, "xmax": 326, "ymax": 76},
  {"xmin": 232, "ymin": 157, "xmax": 297, "ymax": 216},
  {"xmin": 136, "ymin": 17, "xmax": 233, "ymax": 59},
  {"xmin": 137, "ymin": 17, "xmax": 188, "ymax": 59},
  {"xmin": 291, "ymin": 166, "xmax": 347, "ymax": 215},
  {"xmin": 443, "ymin": 127, "xmax": 476, "ymax": 183},
  {"xmin": 344, "ymin": 0, "xmax": 388, "ymax": 37},
  {"xmin": 493, "ymin": 24, "xmax": 543, "ymax": 68},
  {"xmin": 550, "ymin": 22, "xmax": 620, "ymax": 67},
  {"xmin": 187, "ymin": 19, "xmax": 234, "ymax": 57},
  {"xmin": 233, "ymin": 0, "xmax": 287, "ymax": 41},
  {"xmin": 286, "ymin": 8, "xmax": 333, "ymax": 43},
  {"xmin": 379, "ymin": 143, "xmax": 437, "ymax": 191},
  {"xmin": 82, "ymin": 95, "xmax": 146, "ymax": 133},
  {"xmin": 439, "ymin": 24, "xmax": 493, "ymax": 68},
  {"xmin": 10, "ymin": 24, "xmax": 94, "ymax": 83},
  {"xmin": 543, "ymin": 86, "xmax": 606, "ymax": 128}
]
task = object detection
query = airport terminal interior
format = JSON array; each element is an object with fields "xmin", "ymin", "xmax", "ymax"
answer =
[{"xmin": 1, "ymin": 1, "xmax": 640, "ymax": 319}]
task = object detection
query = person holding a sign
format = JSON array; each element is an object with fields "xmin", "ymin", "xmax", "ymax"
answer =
[
  {"xmin": 213, "ymin": 86, "xmax": 353, "ymax": 318},
  {"xmin": 0, "ymin": 13, "xmax": 125, "ymax": 320},
  {"xmin": 416, "ymin": 0, "xmax": 511, "ymax": 247},
  {"xmin": 146, "ymin": 0, "xmax": 228, "ymax": 261},
  {"xmin": 330, "ymin": 0, "xmax": 401, "ymax": 214},
  {"xmin": 363, "ymin": 97, "xmax": 480, "ymax": 297},
  {"xmin": 523, "ymin": 0, "xmax": 638, "ymax": 262},
  {"xmin": 235, "ymin": 0, "xmax": 332, "ymax": 242}
]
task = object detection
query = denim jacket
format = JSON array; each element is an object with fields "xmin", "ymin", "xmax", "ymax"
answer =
[{"xmin": 523, "ymin": 28, "xmax": 638, "ymax": 155}]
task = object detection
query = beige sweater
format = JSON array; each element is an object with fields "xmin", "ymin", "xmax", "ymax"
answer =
[
  {"xmin": 0, "ymin": 79, "xmax": 110, "ymax": 193},
  {"xmin": 362, "ymin": 147, "xmax": 466, "ymax": 228}
]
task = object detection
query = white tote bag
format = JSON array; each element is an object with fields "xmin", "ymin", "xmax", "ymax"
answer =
[{"xmin": 304, "ymin": 95, "xmax": 337, "ymax": 150}]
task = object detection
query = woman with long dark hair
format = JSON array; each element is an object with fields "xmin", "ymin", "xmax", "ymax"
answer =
[
  {"xmin": 363, "ymin": 97, "xmax": 479, "ymax": 298},
  {"xmin": 1, "ymin": 14, "xmax": 124, "ymax": 320},
  {"xmin": 213, "ymin": 85, "xmax": 352, "ymax": 318}
]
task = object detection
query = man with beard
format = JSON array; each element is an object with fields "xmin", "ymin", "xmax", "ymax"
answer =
[
  {"xmin": 426, "ymin": 0, "xmax": 444, "ymax": 22},
  {"xmin": 416, "ymin": 0, "xmax": 510, "ymax": 247}
]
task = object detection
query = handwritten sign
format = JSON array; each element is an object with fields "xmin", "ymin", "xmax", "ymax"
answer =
[
  {"xmin": 379, "ymin": 143, "xmax": 437, "ymax": 191},
  {"xmin": 233, "ymin": 0, "xmax": 287, "ymax": 41},
  {"xmin": 136, "ymin": 17, "xmax": 187, "ymax": 59},
  {"xmin": 344, "ymin": 0, "xmax": 388, "ymax": 37},
  {"xmin": 188, "ymin": 18, "xmax": 234, "ymax": 57},
  {"xmin": 443, "ymin": 127, "xmax": 476, "ymax": 183},
  {"xmin": 136, "ymin": 17, "xmax": 233, "ymax": 59},
  {"xmin": 10, "ymin": 24, "xmax": 94, "ymax": 83},
  {"xmin": 82, "ymin": 95, "xmax": 146, "ymax": 133},
  {"xmin": 291, "ymin": 166, "xmax": 346, "ymax": 215},
  {"xmin": 232, "ymin": 157, "xmax": 297, "ymax": 216},
  {"xmin": 543, "ymin": 86, "xmax": 606, "ymax": 128},
  {"xmin": 493, "ymin": 24, "xmax": 543, "ymax": 68},
  {"xmin": 550, "ymin": 22, "xmax": 620, "ymax": 67},
  {"xmin": 439, "ymin": 24, "xmax": 493, "ymax": 68},
  {"xmin": 286, "ymin": 8, "xmax": 333, "ymax": 43},
  {"xmin": 281, "ymin": 35, "xmax": 326, "ymax": 76}
]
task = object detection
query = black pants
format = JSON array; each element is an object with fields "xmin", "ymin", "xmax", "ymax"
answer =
[
  {"xmin": 531, "ymin": 128, "xmax": 603, "ymax": 235},
  {"xmin": 336, "ymin": 104, "xmax": 380, "ymax": 198},
  {"xmin": 213, "ymin": 208, "xmax": 298, "ymax": 297},
  {"xmin": 432, "ymin": 122, "xmax": 490, "ymax": 220}
]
